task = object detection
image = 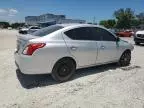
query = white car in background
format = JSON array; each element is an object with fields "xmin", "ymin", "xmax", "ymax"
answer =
[
  {"xmin": 134, "ymin": 30, "xmax": 144, "ymax": 45},
  {"xmin": 19, "ymin": 26, "xmax": 40, "ymax": 34},
  {"xmin": 15, "ymin": 24, "xmax": 134, "ymax": 82}
]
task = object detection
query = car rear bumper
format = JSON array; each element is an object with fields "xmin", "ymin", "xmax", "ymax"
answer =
[
  {"xmin": 14, "ymin": 51, "xmax": 52, "ymax": 75},
  {"xmin": 134, "ymin": 37, "xmax": 144, "ymax": 43}
]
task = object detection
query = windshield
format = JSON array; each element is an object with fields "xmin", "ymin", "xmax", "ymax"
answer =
[{"xmin": 32, "ymin": 25, "xmax": 64, "ymax": 37}]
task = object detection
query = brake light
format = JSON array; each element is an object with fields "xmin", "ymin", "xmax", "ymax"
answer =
[{"xmin": 23, "ymin": 43, "xmax": 46, "ymax": 55}]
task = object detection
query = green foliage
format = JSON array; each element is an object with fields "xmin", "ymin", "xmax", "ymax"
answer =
[
  {"xmin": 11, "ymin": 23, "xmax": 25, "ymax": 29},
  {"xmin": 0, "ymin": 22, "xmax": 10, "ymax": 28},
  {"xmin": 141, "ymin": 19, "xmax": 144, "ymax": 24},
  {"xmin": 113, "ymin": 8, "xmax": 135, "ymax": 29},
  {"xmin": 99, "ymin": 20, "xmax": 107, "ymax": 27},
  {"xmin": 107, "ymin": 20, "xmax": 116, "ymax": 28},
  {"xmin": 137, "ymin": 13, "xmax": 144, "ymax": 25},
  {"xmin": 131, "ymin": 19, "xmax": 141, "ymax": 27},
  {"xmin": 99, "ymin": 19, "xmax": 116, "ymax": 28},
  {"xmin": 99, "ymin": 8, "xmax": 144, "ymax": 29},
  {"xmin": 0, "ymin": 22, "xmax": 25, "ymax": 29},
  {"xmin": 136, "ymin": 12, "xmax": 144, "ymax": 20}
]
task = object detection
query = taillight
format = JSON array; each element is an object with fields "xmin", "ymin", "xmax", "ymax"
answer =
[{"xmin": 23, "ymin": 43, "xmax": 46, "ymax": 55}]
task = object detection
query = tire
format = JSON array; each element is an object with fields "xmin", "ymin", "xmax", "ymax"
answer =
[
  {"xmin": 52, "ymin": 58, "xmax": 76, "ymax": 82},
  {"xmin": 135, "ymin": 42, "xmax": 140, "ymax": 45},
  {"xmin": 118, "ymin": 50, "xmax": 131, "ymax": 66}
]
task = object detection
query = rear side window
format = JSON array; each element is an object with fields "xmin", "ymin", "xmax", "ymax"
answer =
[
  {"xmin": 92, "ymin": 27, "xmax": 116, "ymax": 41},
  {"xmin": 64, "ymin": 27, "xmax": 93, "ymax": 40},
  {"xmin": 32, "ymin": 25, "xmax": 63, "ymax": 37}
]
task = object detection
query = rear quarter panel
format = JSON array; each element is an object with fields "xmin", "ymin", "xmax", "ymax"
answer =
[{"xmin": 29, "ymin": 33, "xmax": 76, "ymax": 73}]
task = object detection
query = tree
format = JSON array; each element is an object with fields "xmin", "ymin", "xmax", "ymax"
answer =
[
  {"xmin": 114, "ymin": 8, "xmax": 135, "ymax": 29},
  {"xmin": 11, "ymin": 23, "xmax": 25, "ymax": 29},
  {"xmin": 99, "ymin": 20, "xmax": 108, "ymax": 27},
  {"xmin": 136, "ymin": 12, "xmax": 144, "ymax": 25},
  {"xmin": 131, "ymin": 19, "xmax": 141, "ymax": 27},
  {"xmin": 136, "ymin": 12, "xmax": 144, "ymax": 20},
  {"xmin": 0, "ymin": 22, "xmax": 10, "ymax": 28},
  {"xmin": 107, "ymin": 19, "xmax": 116, "ymax": 28},
  {"xmin": 99, "ymin": 19, "xmax": 116, "ymax": 28}
]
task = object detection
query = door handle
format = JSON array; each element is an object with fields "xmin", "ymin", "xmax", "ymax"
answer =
[
  {"xmin": 70, "ymin": 46, "xmax": 78, "ymax": 51},
  {"xmin": 101, "ymin": 46, "xmax": 105, "ymax": 49}
]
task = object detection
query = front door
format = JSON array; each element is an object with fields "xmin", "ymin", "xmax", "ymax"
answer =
[{"xmin": 91, "ymin": 27, "xmax": 118, "ymax": 64}]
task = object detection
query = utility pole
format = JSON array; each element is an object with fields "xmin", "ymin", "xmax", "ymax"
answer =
[{"xmin": 93, "ymin": 17, "xmax": 96, "ymax": 25}]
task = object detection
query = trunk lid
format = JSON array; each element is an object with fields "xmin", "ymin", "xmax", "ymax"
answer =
[{"xmin": 16, "ymin": 34, "xmax": 39, "ymax": 53}]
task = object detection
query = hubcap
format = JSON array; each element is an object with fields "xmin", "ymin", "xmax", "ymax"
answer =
[
  {"xmin": 121, "ymin": 52, "xmax": 131, "ymax": 64},
  {"xmin": 58, "ymin": 64, "xmax": 70, "ymax": 77}
]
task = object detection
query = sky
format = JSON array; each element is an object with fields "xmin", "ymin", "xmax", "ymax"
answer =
[{"xmin": 0, "ymin": 0, "xmax": 143, "ymax": 23}]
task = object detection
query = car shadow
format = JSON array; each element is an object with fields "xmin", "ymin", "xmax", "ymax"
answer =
[
  {"xmin": 135, "ymin": 43, "xmax": 144, "ymax": 46},
  {"xmin": 16, "ymin": 63, "xmax": 119, "ymax": 89}
]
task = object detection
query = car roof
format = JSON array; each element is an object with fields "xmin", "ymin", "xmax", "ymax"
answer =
[
  {"xmin": 56, "ymin": 23, "xmax": 101, "ymax": 28},
  {"xmin": 49, "ymin": 23, "xmax": 114, "ymax": 37}
]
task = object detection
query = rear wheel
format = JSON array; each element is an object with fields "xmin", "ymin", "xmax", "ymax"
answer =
[
  {"xmin": 52, "ymin": 58, "xmax": 76, "ymax": 82},
  {"xmin": 118, "ymin": 50, "xmax": 131, "ymax": 66}
]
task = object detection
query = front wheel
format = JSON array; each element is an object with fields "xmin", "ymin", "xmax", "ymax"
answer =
[
  {"xmin": 52, "ymin": 58, "xmax": 76, "ymax": 82},
  {"xmin": 118, "ymin": 51, "xmax": 131, "ymax": 66}
]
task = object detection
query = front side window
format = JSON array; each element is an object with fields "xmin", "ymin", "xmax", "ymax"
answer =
[
  {"xmin": 91, "ymin": 27, "xmax": 102, "ymax": 41},
  {"xmin": 93, "ymin": 27, "xmax": 116, "ymax": 41},
  {"xmin": 64, "ymin": 27, "xmax": 93, "ymax": 40}
]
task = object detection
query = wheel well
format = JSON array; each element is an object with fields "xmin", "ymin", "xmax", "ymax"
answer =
[
  {"xmin": 124, "ymin": 49, "xmax": 131, "ymax": 54},
  {"xmin": 53, "ymin": 57, "xmax": 77, "ymax": 68},
  {"xmin": 119, "ymin": 49, "xmax": 131, "ymax": 60},
  {"xmin": 118, "ymin": 49, "xmax": 131, "ymax": 61}
]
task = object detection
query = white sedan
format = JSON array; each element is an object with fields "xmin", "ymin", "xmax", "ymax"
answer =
[
  {"xmin": 19, "ymin": 26, "xmax": 41, "ymax": 34},
  {"xmin": 15, "ymin": 24, "xmax": 134, "ymax": 82}
]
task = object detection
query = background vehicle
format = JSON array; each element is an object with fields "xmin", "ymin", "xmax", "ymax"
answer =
[
  {"xmin": 108, "ymin": 29, "xmax": 116, "ymax": 34},
  {"xmin": 134, "ymin": 30, "xmax": 144, "ymax": 45},
  {"xmin": 19, "ymin": 26, "xmax": 40, "ymax": 34},
  {"xmin": 15, "ymin": 24, "xmax": 134, "ymax": 82},
  {"xmin": 8, "ymin": 27, "xmax": 12, "ymax": 30},
  {"xmin": 116, "ymin": 30, "xmax": 134, "ymax": 37}
]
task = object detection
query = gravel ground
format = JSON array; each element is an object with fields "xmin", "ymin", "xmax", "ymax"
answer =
[{"xmin": 0, "ymin": 30, "xmax": 144, "ymax": 108}]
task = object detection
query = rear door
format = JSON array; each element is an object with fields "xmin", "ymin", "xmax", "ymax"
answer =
[{"xmin": 63, "ymin": 27, "xmax": 98, "ymax": 67}]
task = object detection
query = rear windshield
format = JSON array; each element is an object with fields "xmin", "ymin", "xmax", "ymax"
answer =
[
  {"xmin": 32, "ymin": 25, "xmax": 64, "ymax": 37},
  {"xmin": 30, "ymin": 27, "xmax": 40, "ymax": 29}
]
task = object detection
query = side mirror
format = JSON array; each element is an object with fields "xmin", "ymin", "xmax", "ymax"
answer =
[{"xmin": 116, "ymin": 37, "xmax": 120, "ymax": 42}]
